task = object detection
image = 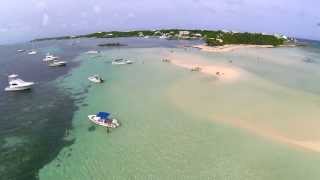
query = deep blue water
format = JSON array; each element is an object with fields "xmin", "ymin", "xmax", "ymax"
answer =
[
  {"xmin": 0, "ymin": 41, "xmax": 81, "ymax": 180},
  {"xmin": 0, "ymin": 37, "xmax": 202, "ymax": 180}
]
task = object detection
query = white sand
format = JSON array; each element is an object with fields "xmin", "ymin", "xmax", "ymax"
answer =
[
  {"xmin": 217, "ymin": 117, "xmax": 320, "ymax": 153},
  {"xmin": 166, "ymin": 50, "xmax": 320, "ymax": 153},
  {"xmin": 165, "ymin": 52, "xmax": 243, "ymax": 82},
  {"xmin": 193, "ymin": 44, "xmax": 274, "ymax": 53}
]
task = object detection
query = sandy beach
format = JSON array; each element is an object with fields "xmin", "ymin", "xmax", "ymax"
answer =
[
  {"xmin": 165, "ymin": 51, "xmax": 244, "ymax": 82},
  {"xmin": 193, "ymin": 44, "xmax": 274, "ymax": 53},
  {"xmin": 166, "ymin": 47, "xmax": 320, "ymax": 153}
]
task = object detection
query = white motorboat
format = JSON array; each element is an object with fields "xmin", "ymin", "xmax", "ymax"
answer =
[
  {"xmin": 28, "ymin": 50, "xmax": 37, "ymax": 55},
  {"xmin": 43, "ymin": 53, "xmax": 59, "ymax": 62},
  {"xmin": 111, "ymin": 59, "xmax": 133, "ymax": 65},
  {"xmin": 4, "ymin": 74, "xmax": 34, "ymax": 91},
  {"xmin": 17, "ymin": 49, "xmax": 26, "ymax": 53},
  {"xmin": 88, "ymin": 112, "xmax": 120, "ymax": 128},
  {"xmin": 48, "ymin": 60, "xmax": 67, "ymax": 67},
  {"xmin": 88, "ymin": 75, "xmax": 104, "ymax": 83},
  {"xmin": 86, "ymin": 50, "xmax": 100, "ymax": 54}
]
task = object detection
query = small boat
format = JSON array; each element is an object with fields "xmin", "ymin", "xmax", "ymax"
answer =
[
  {"xmin": 43, "ymin": 53, "xmax": 59, "ymax": 62},
  {"xmin": 4, "ymin": 74, "xmax": 34, "ymax": 91},
  {"xmin": 48, "ymin": 60, "xmax": 67, "ymax": 67},
  {"xmin": 17, "ymin": 49, "xmax": 26, "ymax": 53},
  {"xmin": 111, "ymin": 59, "xmax": 133, "ymax": 65},
  {"xmin": 88, "ymin": 112, "xmax": 120, "ymax": 128},
  {"xmin": 88, "ymin": 75, "xmax": 104, "ymax": 83},
  {"xmin": 28, "ymin": 50, "xmax": 37, "ymax": 55},
  {"xmin": 86, "ymin": 50, "xmax": 100, "ymax": 54}
]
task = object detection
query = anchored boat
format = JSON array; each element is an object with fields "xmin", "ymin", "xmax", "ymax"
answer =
[
  {"xmin": 111, "ymin": 59, "xmax": 133, "ymax": 65},
  {"xmin": 43, "ymin": 53, "xmax": 59, "ymax": 62},
  {"xmin": 28, "ymin": 50, "xmax": 37, "ymax": 55},
  {"xmin": 48, "ymin": 60, "xmax": 67, "ymax": 67},
  {"xmin": 4, "ymin": 74, "xmax": 34, "ymax": 91},
  {"xmin": 86, "ymin": 50, "xmax": 100, "ymax": 54},
  {"xmin": 88, "ymin": 112, "xmax": 120, "ymax": 128},
  {"xmin": 88, "ymin": 75, "xmax": 104, "ymax": 83},
  {"xmin": 17, "ymin": 49, "xmax": 26, "ymax": 53}
]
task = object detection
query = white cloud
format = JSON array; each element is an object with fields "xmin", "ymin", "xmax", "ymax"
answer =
[
  {"xmin": 0, "ymin": 28, "xmax": 9, "ymax": 32},
  {"xmin": 93, "ymin": 5, "xmax": 101, "ymax": 14},
  {"xmin": 81, "ymin": 12, "xmax": 88, "ymax": 18},
  {"xmin": 42, "ymin": 13, "xmax": 49, "ymax": 26},
  {"xmin": 60, "ymin": 23, "xmax": 68, "ymax": 29},
  {"xmin": 128, "ymin": 13, "xmax": 135, "ymax": 18},
  {"xmin": 32, "ymin": 0, "xmax": 47, "ymax": 10}
]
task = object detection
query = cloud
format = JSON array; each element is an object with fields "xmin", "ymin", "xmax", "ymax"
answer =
[
  {"xmin": 33, "ymin": 0, "xmax": 47, "ymax": 10},
  {"xmin": 93, "ymin": 5, "xmax": 101, "ymax": 14},
  {"xmin": 81, "ymin": 12, "xmax": 88, "ymax": 18},
  {"xmin": 42, "ymin": 13, "xmax": 49, "ymax": 26},
  {"xmin": 0, "ymin": 28, "xmax": 9, "ymax": 32},
  {"xmin": 225, "ymin": 0, "xmax": 244, "ymax": 6},
  {"xmin": 60, "ymin": 23, "xmax": 68, "ymax": 29},
  {"xmin": 127, "ymin": 13, "xmax": 135, "ymax": 18}
]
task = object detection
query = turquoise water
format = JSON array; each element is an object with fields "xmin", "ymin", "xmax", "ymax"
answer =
[{"xmin": 39, "ymin": 45, "xmax": 320, "ymax": 180}]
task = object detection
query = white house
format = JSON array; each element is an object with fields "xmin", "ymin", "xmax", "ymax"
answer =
[
  {"xmin": 179, "ymin": 31, "xmax": 190, "ymax": 37},
  {"xmin": 193, "ymin": 33, "xmax": 202, "ymax": 37},
  {"xmin": 138, "ymin": 32, "xmax": 144, "ymax": 37},
  {"xmin": 216, "ymin": 38, "xmax": 223, "ymax": 43}
]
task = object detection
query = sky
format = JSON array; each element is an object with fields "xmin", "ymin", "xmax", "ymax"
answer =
[{"xmin": 0, "ymin": 0, "xmax": 319, "ymax": 44}]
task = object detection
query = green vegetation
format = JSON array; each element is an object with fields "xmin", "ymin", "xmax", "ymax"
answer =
[
  {"xmin": 204, "ymin": 31, "xmax": 285, "ymax": 46},
  {"xmin": 32, "ymin": 29, "xmax": 287, "ymax": 46}
]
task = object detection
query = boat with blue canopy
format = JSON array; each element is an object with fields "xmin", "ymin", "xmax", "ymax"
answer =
[{"xmin": 88, "ymin": 112, "xmax": 120, "ymax": 128}]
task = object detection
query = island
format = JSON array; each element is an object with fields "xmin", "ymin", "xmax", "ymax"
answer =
[{"xmin": 32, "ymin": 29, "xmax": 295, "ymax": 47}]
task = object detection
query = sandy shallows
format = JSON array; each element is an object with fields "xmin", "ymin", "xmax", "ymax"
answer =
[
  {"xmin": 165, "ymin": 50, "xmax": 247, "ymax": 82},
  {"xmin": 193, "ymin": 44, "xmax": 274, "ymax": 53}
]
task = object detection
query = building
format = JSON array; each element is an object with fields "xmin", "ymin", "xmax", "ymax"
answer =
[
  {"xmin": 193, "ymin": 33, "xmax": 202, "ymax": 37},
  {"xmin": 138, "ymin": 32, "xmax": 144, "ymax": 37},
  {"xmin": 179, "ymin": 31, "xmax": 190, "ymax": 37},
  {"xmin": 216, "ymin": 38, "xmax": 223, "ymax": 43}
]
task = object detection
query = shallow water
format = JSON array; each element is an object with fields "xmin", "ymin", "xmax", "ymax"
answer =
[{"xmin": 38, "ymin": 43, "xmax": 320, "ymax": 180}]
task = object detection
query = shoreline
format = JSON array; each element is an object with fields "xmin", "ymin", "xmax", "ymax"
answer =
[{"xmin": 193, "ymin": 44, "xmax": 275, "ymax": 53}]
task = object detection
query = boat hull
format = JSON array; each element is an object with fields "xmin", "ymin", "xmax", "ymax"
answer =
[
  {"xmin": 5, "ymin": 83, "xmax": 34, "ymax": 91},
  {"xmin": 48, "ymin": 61, "xmax": 67, "ymax": 67},
  {"xmin": 88, "ymin": 77, "xmax": 103, "ymax": 83},
  {"xmin": 111, "ymin": 61, "xmax": 133, "ymax": 65}
]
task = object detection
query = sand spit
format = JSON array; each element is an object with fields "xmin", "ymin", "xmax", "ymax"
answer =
[
  {"xmin": 165, "ymin": 52, "xmax": 243, "ymax": 82},
  {"xmin": 193, "ymin": 44, "xmax": 274, "ymax": 53},
  {"xmin": 217, "ymin": 117, "xmax": 320, "ymax": 153}
]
